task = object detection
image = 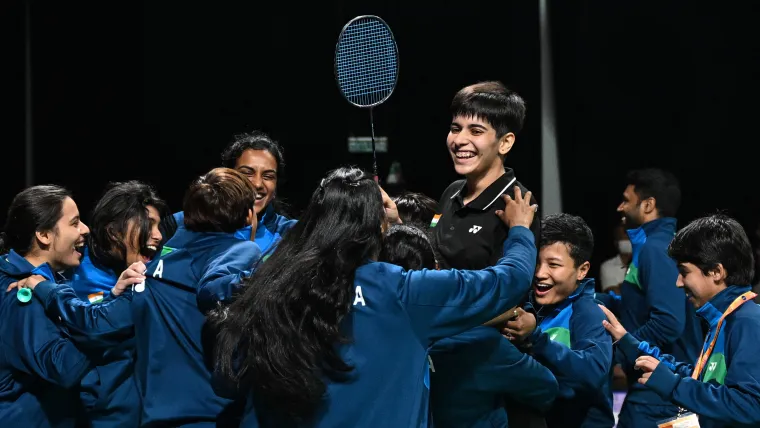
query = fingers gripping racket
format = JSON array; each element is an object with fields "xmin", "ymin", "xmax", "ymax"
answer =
[{"xmin": 335, "ymin": 15, "xmax": 399, "ymax": 182}]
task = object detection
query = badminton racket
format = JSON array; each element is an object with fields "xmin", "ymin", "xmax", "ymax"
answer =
[{"xmin": 334, "ymin": 15, "xmax": 399, "ymax": 181}]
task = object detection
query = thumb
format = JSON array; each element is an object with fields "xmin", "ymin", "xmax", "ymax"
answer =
[{"xmin": 494, "ymin": 210, "xmax": 504, "ymax": 217}]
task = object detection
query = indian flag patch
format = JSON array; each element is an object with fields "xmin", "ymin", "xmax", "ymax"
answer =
[
  {"xmin": 87, "ymin": 292, "xmax": 104, "ymax": 304},
  {"xmin": 430, "ymin": 214, "xmax": 442, "ymax": 228}
]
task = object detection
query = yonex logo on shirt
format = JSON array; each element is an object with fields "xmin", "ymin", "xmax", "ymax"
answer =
[{"xmin": 468, "ymin": 225, "xmax": 482, "ymax": 234}]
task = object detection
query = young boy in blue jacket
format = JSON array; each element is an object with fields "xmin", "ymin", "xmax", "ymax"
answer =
[
  {"xmin": 504, "ymin": 213, "xmax": 614, "ymax": 427},
  {"xmin": 132, "ymin": 168, "xmax": 262, "ymax": 427},
  {"xmin": 600, "ymin": 214, "xmax": 760, "ymax": 428},
  {"xmin": 378, "ymin": 224, "xmax": 559, "ymax": 428}
]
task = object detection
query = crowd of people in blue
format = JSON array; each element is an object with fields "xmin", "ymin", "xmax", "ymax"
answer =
[{"xmin": 1, "ymin": 81, "xmax": 759, "ymax": 428}]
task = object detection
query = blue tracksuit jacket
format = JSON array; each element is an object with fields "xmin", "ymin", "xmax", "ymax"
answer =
[
  {"xmin": 526, "ymin": 278, "xmax": 614, "ymax": 428},
  {"xmin": 617, "ymin": 218, "xmax": 703, "ymax": 426},
  {"xmin": 0, "ymin": 250, "xmax": 91, "ymax": 427},
  {"xmin": 33, "ymin": 275, "xmax": 138, "ymax": 428},
  {"xmin": 241, "ymin": 225, "xmax": 537, "ymax": 428},
  {"xmin": 429, "ymin": 325, "xmax": 558, "ymax": 428},
  {"xmin": 616, "ymin": 285, "xmax": 760, "ymax": 428},
  {"xmin": 132, "ymin": 227, "xmax": 261, "ymax": 427}
]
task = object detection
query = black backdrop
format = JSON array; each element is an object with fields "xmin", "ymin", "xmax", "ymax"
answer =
[{"xmin": 2, "ymin": 1, "xmax": 758, "ymax": 280}]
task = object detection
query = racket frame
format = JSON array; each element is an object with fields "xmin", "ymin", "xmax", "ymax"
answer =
[{"xmin": 334, "ymin": 14, "xmax": 399, "ymax": 109}]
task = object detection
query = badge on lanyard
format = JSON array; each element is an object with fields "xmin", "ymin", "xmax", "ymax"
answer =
[{"xmin": 657, "ymin": 411, "xmax": 700, "ymax": 428}]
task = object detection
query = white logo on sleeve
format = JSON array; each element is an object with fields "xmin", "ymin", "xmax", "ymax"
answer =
[
  {"xmin": 708, "ymin": 362, "xmax": 717, "ymax": 372},
  {"xmin": 353, "ymin": 285, "xmax": 366, "ymax": 306},
  {"xmin": 468, "ymin": 225, "xmax": 482, "ymax": 234}
]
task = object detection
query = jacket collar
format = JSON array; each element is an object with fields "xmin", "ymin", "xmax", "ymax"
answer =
[
  {"xmin": 696, "ymin": 285, "xmax": 753, "ymax": 327},
  {"xmin": 259, "ymin": 203, "xmax": 278, "ymax": 231},
  {"xmin": 531, "ymin": 278, "xmax": 596, "ymax": 314},
  {"xmin": 627, "ymin": 217, "xmax": 677, "ymax": 243},
  {"xmin": 2, "ymin": 249, "xmax": 59, "ymax": 282}
]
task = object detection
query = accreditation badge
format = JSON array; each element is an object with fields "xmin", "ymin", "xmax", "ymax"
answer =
[{"xmin": 657, "ymin": 412, "xmax": 700, "ymax": 428}]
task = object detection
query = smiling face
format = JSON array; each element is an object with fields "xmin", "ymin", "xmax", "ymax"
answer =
[
  {"xmin": 447, "ymin": 115, "xmax": 513, "ymax": 179},
  {"xmin": 38, "ymin": 197, "xmax": 90, "ymax": 270},
  {"xmin": 124, "ymin": 205, "xmax": 162, "ymax": 266},
  {"xmin": 676, "ymin": 262, "xmax": 726, "ymax": 309},
  {"xmin": 235, "ymin": 149, "xmax": 277, "ymax": 215},
  {"xmin": 534, "ymin": 242, "xmax": 590, "ymax": 306}
]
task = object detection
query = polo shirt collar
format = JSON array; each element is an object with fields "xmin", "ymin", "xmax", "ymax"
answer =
[{"xmin": 451, "ymin": 168, "xmax": 517, "ymax": 211}]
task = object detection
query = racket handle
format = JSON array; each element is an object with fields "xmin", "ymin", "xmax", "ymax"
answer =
[{"xmin": 370, "ymin": 107, "xmax": 378, "ymax": 183}]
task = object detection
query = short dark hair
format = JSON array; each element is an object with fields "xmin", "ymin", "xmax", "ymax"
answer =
[
  {"xmin": 668, "ymin": 214, "xmax": 755, "ymax": 285},
  {"xmin": 450, "ymin": 81, "xmax": 526, "ymax": 138},
  {"xmin": 221, "ymin": 131, "xmax": 285, "ymax": 179},
  {"xmin": 540, "ymin": 213, "xmax": 594, "ymax": 268},
  {"xmin": 626, "ymin": 168, "xmax": 681, "ymax": 218},
  {"xmin": 393, "ymin": 192, "xmax": 437, "ymax": 229},
  {"xmin": 379, "ymin": 224, "xmax": 437, "ymax": 271},
  {"xmin": 183, "ymin": 168, "xmax": 257, "ymax": 233},
  {"xmin": 0, "ymin": 185, "xmax": 71, "ymax": 255},
  {"xmin": 88, "ymin": 181, "xmax": 172, "ymax": 272}
]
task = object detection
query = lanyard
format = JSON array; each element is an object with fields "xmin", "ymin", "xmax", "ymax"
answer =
[{"xmin": 692, "ymin": 290, "xmax": 757, "ymax": 380}]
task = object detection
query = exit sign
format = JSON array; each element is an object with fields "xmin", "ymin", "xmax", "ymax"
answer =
[{"xmin": 348, "ymin": 136, "xmax": 388, "ymax": 153}]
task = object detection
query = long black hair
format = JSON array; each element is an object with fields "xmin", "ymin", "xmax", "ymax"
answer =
[
  {"xmin": 0, "ymin": 185, "xmax": 72, "ymax": 255},
  {"xmin": 87, "ymin": 181, "xmax": 172, "ymax": 273},
  {"xmin": 213, "ymin": 166, "xmax": 384, "ymax": 421}
]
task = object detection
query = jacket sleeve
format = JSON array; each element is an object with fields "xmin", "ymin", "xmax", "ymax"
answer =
[
  {"xmin": 630, "ymin": 243, "xmax": 686, "ymax": 347},
  {"xmin": 483, "ymin": 335, "xmax": 558, "ymax": 411},
  {"xmin": 399, "ymin": 225, "xmax": 536, "ymax": 345},
  {"xmin": 32, "ymin": 281, "xmax": 134, "ymax": 340},
  {"xmin": 2, "ymin": 285, "xmax": 91, "ymax": 388},
  {"xmin": 197, "ymin": 240, "xmax": 262, "ymax": 314},
  {"xmin": 616, "ymin": 333, "xmax": 693, "ymax": 378},
  {"xmin": 529, "ymin": 299, "xmax": 613, "ymax": 398},
  {"xmin": 644, "ymin": 316, "xmax": 760, "ymax": 424}
]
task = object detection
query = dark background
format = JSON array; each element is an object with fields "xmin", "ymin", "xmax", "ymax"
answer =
[{"xmin": 2, "ymin": 1, "xmax": 759, "ymax": 280}]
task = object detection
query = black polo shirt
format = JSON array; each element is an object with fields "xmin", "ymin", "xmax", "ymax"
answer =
[{"xmin": 432, "ymin": 168, "xmax": 540, "ymax": 270}]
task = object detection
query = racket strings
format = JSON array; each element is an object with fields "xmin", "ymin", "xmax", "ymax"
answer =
[{"xmin": 336, "ymin": 18, "xmax": 398, "ymax": 107}]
